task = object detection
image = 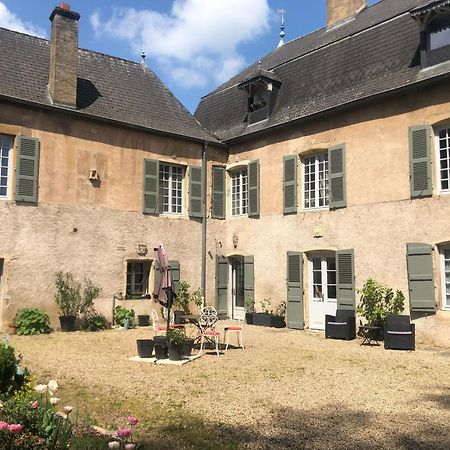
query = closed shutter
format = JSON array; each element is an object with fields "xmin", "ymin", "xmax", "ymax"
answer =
[
  {"xmin": 169, "ymin": 260, "xmax": 180, "ymax": 295},
  {"xmin": 406, "ymin": 243, "xmax": 436, "ymax": 312},
  {"xmin": 244, "ymin": 256, "xmax": 255, "ymax": 304},
  {"xmin": 328, "ymin": 144, "xmax": 346, "ymax": 209},
  {"xmin": 409, "ymin": 126, "xmax": 432, "ymax": 198},
  {"xmin": 143, "ymin": 159, "xmax": 160, "ymax": 214},
  {"xmin": 287, "ymin": 252, "xmax": 304, "ymax": 329},
  {"xmin": 283, "ymin": 155, "xmax": 297, "ymax": 214},
  {"xmin": 15, "ymin": 136, "xmax": 40, "ymax": 203},
  {"xmin": 211, "ymin": 166, "xmax": 226, "ymax": 219},
  {"xmin": 248, "ymin": 160, "xmax": 260, "ymax": 217},
  {"xmin": 189, "ymin": 166, "xmax": 203, "ymax": 218},
  {"xmin": 216, "ymin": 256, "xmax": 228, "ymax": 315},
  {"xmin": 336, "ymin": 249, "xmax": 355, "ymax": 310}
]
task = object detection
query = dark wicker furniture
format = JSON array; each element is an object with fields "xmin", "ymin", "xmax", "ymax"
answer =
[
  {"xmin": 325, "ymin": 310, "xmax": 356, "ymax": 340},
  {"xmin": 384, "ymin": 315, "xmax": 415, "ymax": 351}
]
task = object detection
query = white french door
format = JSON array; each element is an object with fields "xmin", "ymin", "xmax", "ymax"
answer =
[
  {"xmin": 231, "ymin": 257, "xmax": 245, "ymax": 320},
  {"xmin": 309, "ymin": 253, "xmax": 337, "ymax": 330}
]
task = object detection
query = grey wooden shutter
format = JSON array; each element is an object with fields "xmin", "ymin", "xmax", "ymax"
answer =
[
  {"xmin": 248, "ymin": 160, "xmax": 260, "ymax": 217},
  {"xmin": 409, "ymin": 126, "xmax": 432, "ymax": 198},
  {"xmin": 283, "ymin": 155, "xmax": 297, "ymax": 214},
  {"xmin": 328, "ymin": 144, "xmax": 346, "ymax": 209},
  {"xmin": 212, "ymin": 166, "xmax": 226, "ymax": 219},
  {"xmin": 244, "ymin": 256, "xmax": 255, "ymax": 304},
  {"xmin": 15, "ymin": 136, "xmax": 40, "ymax": 203},
  {"xmin": 336, "ymin": 249, "xmax": 355, "ymax": 310},
  {"xmin": 216, "ymin": 256, "xmax": 228, "ymax": 315},
  {"xmin": 169, "ymin": 260, "xmax": 180, "ymax": 294},
  {"xmin": 189, "ymin": 166, "xmax": 203, "ymax": 218},
  {"xmin": 287, "ymin": 252, "xmax": 304, "ymax": 329},
  {"xmin": 406, "ymin": 243, "xmax": 436, "ymax": 312},
  {"xmin": 143, "ymin": 159, "xmax": 160, "ymax": 214}
]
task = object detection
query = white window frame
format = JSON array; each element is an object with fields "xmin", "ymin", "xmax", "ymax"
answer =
[
  {"xmin": 439, "ymin": 246, "xmax": 450, "ymax": 310},
  {"xmin": 302, "ymin": 152, "xmax": 329, "ymax": 210},
  {"xmin": 230, "ymin": 168, "xmax": 248, "ymax": 216},
  {"xmin": 436, "ymin": 125, "xmax": 450, "ymax": 194},
  {"xmin": 0, "ymin": 135, "xmax": 13, "ymax": 200},
  {"xmin": 159, "ymin": 163, "xmax": 184, "ymax": 214}
]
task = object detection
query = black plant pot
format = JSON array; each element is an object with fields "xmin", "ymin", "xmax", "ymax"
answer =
[
  {"xmin": 154, "ymin": 336, "xmax": 168, "ymax": 359},
  {"xmin": 183, "ymin": 338, "xmax": 195, "ymax": 357},
  {"xmin": 136, "ymin": 339, "xmax": 154, "ymax": 358},
  {"xmin": 174, "ymin": 310, "xmax": 185, "ymax": 324},
  {"xmin": 169, "ymin": 343, "xmax": 184, "ymax": 361},
  {"xmin": 59, "ymin": 315, "xmax": 76, "ymax": 332},
  {"xmin": 137, "ymin": 315, "xmax": 150, "ymax": 327},
  {"xmin": 272, "ymin": 316, "xmax": 286, "ymax": 329},
  {"xmin": 245, "ymin": 313, "xmax": 254, "ymax": 325},
  {"xmin": 253, "ymin": 313, "xmax": 273, "ymax": 327}
]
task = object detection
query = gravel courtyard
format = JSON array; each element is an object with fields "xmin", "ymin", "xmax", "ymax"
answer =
[{"xmin": 11, "ymin": 324, "xmax": 450, "ymax": 449}]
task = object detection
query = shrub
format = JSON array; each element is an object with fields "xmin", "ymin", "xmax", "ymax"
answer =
[
  {"xmin": 54, "ymin": 272, "xmax": 82, "ymax": 316},
  {"xmin": 14, "ymin": 308, "xmax": 51, "ymax": 336},
  {"xmin": 81, "ymin": 311, "xmax": 108, "ymax": 332},
  {"xmin": 0, "ymin": 342, "xmax": 17, "ymax": 392},
  {"xmin": 114, "ymin": 305, "xmax": 135, "ymax": 327}
]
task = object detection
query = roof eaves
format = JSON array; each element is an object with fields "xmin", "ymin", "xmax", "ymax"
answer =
[{"xmin": 410, "ymin": 0, "xmax": 450, "ymax": 17}]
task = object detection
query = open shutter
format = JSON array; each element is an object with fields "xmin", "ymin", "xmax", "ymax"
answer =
[
  {"xmin": 244, "ymin": 256, "xmax": 255, "ymax": 305},
  {"xmin": 15, "ymin": 136, "xmax": 39, "ymax": 203},
  {"xmin": 189, "ymin": 166, "xmax": 203, "ymax": 218},
  {"xmin": 287, "ymin": 252, "xmax": 304, "ymax": 329},
  {"xmin": 169, "ymin": 260, "xmax": 180, "ymax": 295},
  {"xmin": 211, "ymin": 166, "xmax": 226, "ymax": 219},
  {"xmin": 406, "ymin": 243, "xmax": 436, "ymax": 312},
  {"xmin": 409, "ymin": 126, "xmax": 432, "ymax": 198},
  {"xmin": 329, "ymin": 144, "xmax": 346, "ymax": 209},
  {"xmin": 248, "ymin": 160, "xmax": 260, "ymax": 217},
  {"xmin": 143, "ymin": 159, "xmax": 159, "ymax": 214},
  {"xmin": 216, "ymin": 256, "xmax": 228, "ymax": 315},
  {"xmin": 283, "ymin": 155, "xmax": 297, "ymax": 214},
  {"xmin": 336, "ymin": 249, "xmax": 355, "ymax": 310}
]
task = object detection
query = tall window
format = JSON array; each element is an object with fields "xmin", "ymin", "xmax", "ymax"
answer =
[
  {"xmin": 159, "ymin": 164, "xmax": 183, "ymax": 214},
  {"xmin": 126, "ymin": 260, "xmax": 150, "ymax": 299},
  {"xmin": 441, "ymin": 248, "xmax": 450, "ymax": 309},
  {"xmin": 437, "ymin": 126, "xmax": 450, "ymax": 192},
  {"xmin": 0, "ymin": 135, "xmax": 13, "ymax": 198},
  {"xmin": 231, "ymin": 169, "xmax": 248, "ymax": 216},
  {"xmin": 303, "ymin": 153, "xmax": 329, "ymax": 209}
]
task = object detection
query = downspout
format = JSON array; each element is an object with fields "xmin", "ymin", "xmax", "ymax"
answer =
[{"xmin": 201, "ymin": 142, "xmax": 208, "ymax": 307}]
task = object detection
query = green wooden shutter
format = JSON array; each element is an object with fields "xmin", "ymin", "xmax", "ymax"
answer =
[
  {"xmin": 248, "ymin": 160, "xmax": 260, "ymax": 217},
  {"xmin": 328, "ymin": 144, "xmax": 346, "ymax": 209},
  {"xmin": 406, "ymin": 243, "xmax": 436, "ymax": 312},
  {"xmin": 244, "ymin": 256, "xmax": 255, "ymax": 304},
  {"xmin": 287, "ymin": 252, "xmax": 304, "ymax": 329},
  {"xmin": 212, "ymin": 166, "xmax": 226, "ymax": 219},
  {"xmin": 216, "ymin": 256, "xmax": 228, "ymax": 315},
  {"xmin": 336, "ymin": 249, "xmax": 355, "ymax": 310},
  {"xmin": 143, "ymin": 159, "xmax": 160, "ymax": 214},
  {"xmin": 409, "ymin": 126, "xmax": 432, "ymax": 198},
  {"xmin": 189, "ymin": 166, "xmax": 203, "ymax": 218},
  {"xmin": 15, "ymin": 136, "xmax": 40, "ymax": 203},
  {"xmin": 283, "ymin": 155, "xmax": 297, "ymax": 214},
  {"xmin": 169, "ymin": 260, "xmax": 180, "ymax": 295}
]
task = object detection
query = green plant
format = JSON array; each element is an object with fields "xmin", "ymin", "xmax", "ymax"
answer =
[
  {"xmin": 14, "ymin": 308, "xmax": 51, "ymax": 336},
  {"xmin": 191, "ymin": 288, "xmax": 203, "ymax": 308},
  {"xmin": 274, "ymin": 301, "xmax": 287, "ymax": 318},
  {"xmin": 357, "ymin": 278, "xmax": 405, "ymax": 327},
  {"xmin": 54, "ymin": 272, "xmax": 82, "ymax": 316},
  {"xmin": 114, "ymin": 305, "xmax": 135, "ymax": 327},
  {"xmin": 260, "ymin": 298, "xmax": 272, "ymax": 314},
  {"xmin": 80, "ymin": 278, "xmax": 102, "ymax": 316},
  {"xmin": 174, "ymin": 281, "xmax": 190, "ymax": 309},
  {"xmin": 81, "ymin": 311, "xmax": 108, "ymax": 332},
  {"xmin": 0, "ymin": 341, "xmax": 16, "ymax": 392},
  {"xmin": 245, "ymin": 296, "xmax": 255, "ymax": 313},
  {"xmin": 168, "ymin": 327, "xmax": 186, "ymax": 345}
]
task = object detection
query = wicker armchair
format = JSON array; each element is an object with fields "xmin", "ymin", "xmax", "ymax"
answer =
[
  {"xmin": 384, "ymin": 315, "xmax": 415, "ymax": 351},
  {"xmin": 325, "ymin": 310, "xmax": 356, "ymax": 340}
]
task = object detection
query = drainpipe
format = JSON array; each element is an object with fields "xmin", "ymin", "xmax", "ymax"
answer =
[{"xmin": 201, "ymin": 142, "xmax": 208, "ymax": 306}]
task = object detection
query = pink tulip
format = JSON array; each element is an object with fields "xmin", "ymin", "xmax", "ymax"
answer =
[
  {"xmin": 125, "ymin": 444, "xmax": 135, "ymax": 450},
  {"xmin": 9, "ymin": 424, "xmax": 23, "ymax": 434},
  {"xmin": 127, "ymin": 416, "xmax": 138, "ymax": 426},
  {"xmin": 32, "ymin": 400, "xmax": 39, "ymax": 409},
  {"xmin": 0, "ymin": 421, "xmax": 9, "ymax": 431},
  {"xmin": 63, "ymin": 405, "xmax": 73, "ymax": 414},
  {"xmin": 117, "ymin": 427, "xmax": 132, "ymax": 438}
]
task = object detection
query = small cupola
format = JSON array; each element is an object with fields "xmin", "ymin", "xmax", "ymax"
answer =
[{"xmin": 238, "ymin": 63, "xmax": 282, "ymax": 126}]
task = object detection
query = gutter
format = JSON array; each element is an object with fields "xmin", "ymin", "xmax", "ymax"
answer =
[{"xmin": 201, "ymin": 142, "xmax": 208, "ymax": 305}]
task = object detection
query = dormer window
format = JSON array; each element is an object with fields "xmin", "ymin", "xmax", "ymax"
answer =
[
  {"xmin": 428, "ymin": 11, "xmax": 450, "ymax": 51},
  {"xmin": 238, "ymin": 65, "xmax": 282, "ymax": 126}
]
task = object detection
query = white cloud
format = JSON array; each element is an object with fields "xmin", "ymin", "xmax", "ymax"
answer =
[
  {"xmin": 0, "ymin": 2, "xmax": 46, "ymax": 37},
  {"xmin": 91, "ymin": 0, "xmax": 271, "ymax": 88}
]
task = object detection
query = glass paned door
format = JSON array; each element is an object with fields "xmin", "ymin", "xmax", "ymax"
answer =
[
  {"xmin": 443, "ymin": 249, "xmax": 450, "ymax": 309},
  {"xmin": 232, "ymin": 257, "xmax": 245, "ymax": 320},
  {"xmin": 309, "ymin": 254, "xmax": 337, "ymax": 330}
]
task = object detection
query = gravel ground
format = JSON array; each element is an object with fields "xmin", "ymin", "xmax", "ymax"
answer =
[{"xmin": 11, "ymin": 324, "xmax": 450, "ymax": 449}]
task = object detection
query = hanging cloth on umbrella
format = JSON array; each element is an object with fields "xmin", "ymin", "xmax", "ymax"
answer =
[{"xmin": 152, "ymin": 243, "xmax": 174, "ymax": 307}]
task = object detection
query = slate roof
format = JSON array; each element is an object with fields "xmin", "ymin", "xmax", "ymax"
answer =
[
  {"xmin": 195, "ymin": 0, "xmax": 450, "ymax": 142},
  {"xmin": 0, "ymin": 27, "xmax": 217, "ymax": 143}
]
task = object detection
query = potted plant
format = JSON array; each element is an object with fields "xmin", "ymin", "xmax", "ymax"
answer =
[
  {"xmin": 357, "ymin": 278, "xmax": 405, "ymax": 341},
  {"xmin": 245, "ymin": 296, "xmax": 255, "ymax": 325},
  {"xmin": 137, "ymin": 312, "xmax": 150, "ymax": 327},
  {"xmin": 54, "ymin": 272, "xmax": 82, "ymax": 332},
  {"xmin": 136, "ymin": 338, "xmax": 154, "ymax": 358},
  {"xmin": 253, "ymin": 298, "xmax": 274, "ymax": 327},
  {"xmin": 272, "ymin": 301, "xmax": 287, "ymax": 328},
  {"xmin": 168, "ymin": 328, "xmax": 186, "ymax": 361},
  {"xmin": 172, "ymin": 281, "xmax": 190, "ymax": 324},
  {"xmin": 154, "ymin": 335, "xmax": 168, "ymax": 359},
  {"xmin": 114, "ymin": 305, "xmax": 135, "ymax": 329}
]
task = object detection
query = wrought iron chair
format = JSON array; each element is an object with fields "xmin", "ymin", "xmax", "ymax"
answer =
[
  {"xmin": 198, "ymin": 311, "xmax": 221, "ymax": 356},
  {"xmin": 151, "ymin": 308, "xmax": 184, "ymax": 336},
  {"xmin": 223, "ymin": 318, "xmax": 245, "ymax": 351}
]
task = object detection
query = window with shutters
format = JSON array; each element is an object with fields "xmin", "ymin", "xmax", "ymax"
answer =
[
  {"xmin": 436, "ymin": 126, "xmax": 450, "ymax": 192},
  {"xmin": 0, "ymin": 135, "xmax": 13, "ymax": 199},
  {"xmin": 231, "ymin": 168, "xmax": 248, "ymax": 216},
  {"xmin": 439, "ymin": 246, "xmax": 450, "ymax": 310},
  {"xmin": 159, "ymin": 163, "xmax": 184, "ymax": 214},
  {"xmin": 303, "ymin": 153, "xmax": 329, "ymax": 209},
  {"xmin": 126, "ymin": 260, "xmax": 151, "ymax": 299}
]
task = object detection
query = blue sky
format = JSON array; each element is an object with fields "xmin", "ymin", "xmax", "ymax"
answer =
[{"xmin": 0, "ymin": 0, "xmax": 378, "ymax": 112}]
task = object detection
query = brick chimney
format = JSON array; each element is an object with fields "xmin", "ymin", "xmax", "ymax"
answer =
[
  {"xmin": 327, "ymin": 0, "xmax": 367, "ymax": 28},
  {"xmin": 48, "ymin": 3, "xmax": 80, "ymax": 108}
]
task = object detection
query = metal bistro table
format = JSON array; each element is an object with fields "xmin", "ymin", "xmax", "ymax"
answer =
[
  {"xmin": 360, "ymin": 326, "xmax": 382, "ymax": 346},
  {"xmin": 180, "ymin": 314, "xmax": 202, "ymax": 342}
]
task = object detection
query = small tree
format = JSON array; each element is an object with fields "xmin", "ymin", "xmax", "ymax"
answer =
[{"xmin": 54, "ymin": 272, "xmax": 82, "ymax": 317}]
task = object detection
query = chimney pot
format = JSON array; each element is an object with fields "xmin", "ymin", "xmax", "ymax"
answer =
[{"xmin": 60, "ymin": 3, "xmax": 70, "ymax": 11}]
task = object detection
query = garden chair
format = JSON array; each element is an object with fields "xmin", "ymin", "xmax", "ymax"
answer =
[
  {"xmin": 151, "ymin": 309, "xmax": 184, "ymax": 336},
  {"xmin": 223, "ymin": 317, "xmax": 245, "ymax": 351},
  {"xmin": 384, "ymin": 315, "xmax": 415, "ymax": 351},
  {"xmin": 325, "ymin": 310, "xmax": 356, "ymax": 340},
  {"xmin": 201, "ymin": 305, "xmax": 218, "ymax": 316},
  {"xmin": 198, "ymin": 312, "xmax": 221, "ymax": 356}
]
